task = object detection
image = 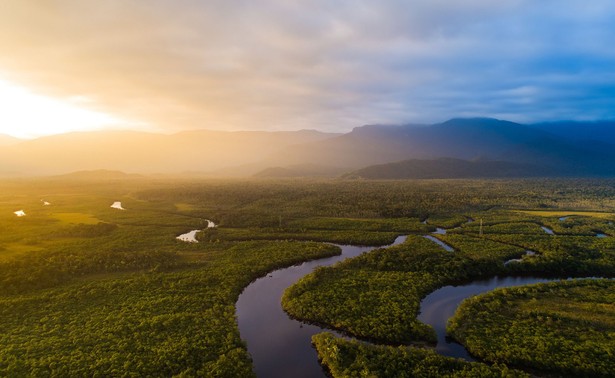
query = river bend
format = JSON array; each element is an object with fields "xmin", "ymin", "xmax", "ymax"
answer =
[
  {"xmin": 236, "ymin": 232, "xmax": 600, "ymax": 377},
  {"xmin": 236, "ymin": 236, "xmax": 407, "ymax": 378}
]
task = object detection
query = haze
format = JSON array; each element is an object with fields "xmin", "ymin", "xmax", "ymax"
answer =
[{"xmin": 1, "ymin": 1, "xmax": 615, "ymax": 138}]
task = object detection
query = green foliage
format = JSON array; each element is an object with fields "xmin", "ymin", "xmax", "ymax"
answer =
[
  {"xmin": 56, "ymin": 222, "xmax": 119, "ymax": 238},
  {"xmin": 285, "ymin": 267, "xmax": 437, "ymax": 343},
  {"xmin": 425, "ymin": 213, "xmax": 471, "ymax": 228},
  {"xmin": 312, "ymin": 332, "xmax": 528, "ymax": 377},
  {"xmin": 1, "ymin": 177, "xmax": 615, "ymax": 376},
  {"xmin": 0, "ymin": 241, "xmax": 339, "ymax": 376},
  {"xmin": 448, "ymin": 279, "xmax": 615, "ymax": 377},
  {"xmin": 282, "ymin": 235, "xmax": 526, "ymax": 345},
  {"xmin": 288, "ymin": 217, "xmax": 431, "ymax": 232},
  {"xmin": 487, "ymin": 234, "xmax": 615, "ymax": 276},
  {"xmin": 138, "ymin": 179, "xmax": 615, "ymax": 225},
  {"xmin": 200, "ymin": 227, "xmax": 400, "ymax": 246}
]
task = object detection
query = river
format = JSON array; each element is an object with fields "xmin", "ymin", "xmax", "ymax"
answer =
[
  {"xmin": 236, "ymin": 236, "xmax": 407, "ymax": 378},
  {"xmin": 236, "ymin": 229, "xmax": 595, "ymax": 377},
  {"xmin": 417, "ymin": 276, "xmax": 561, "ymax": 360}
]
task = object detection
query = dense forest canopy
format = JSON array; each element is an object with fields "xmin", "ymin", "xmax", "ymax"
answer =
[{"xmin": 0, "ymin": 177, "xmax": 613, "ymax": 376}]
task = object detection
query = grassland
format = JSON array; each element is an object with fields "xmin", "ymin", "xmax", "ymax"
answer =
[
  {"xmin": 0, "ymin": 177, "xmax": 614, "ymax": 376},
  {"xmin": 515, "ymin": 210, "xmax": 615, "ymax": 218}
]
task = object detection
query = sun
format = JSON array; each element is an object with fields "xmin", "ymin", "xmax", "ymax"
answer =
[{"xmin": 0, "ymin": 78, "xmax": 129, "ymax": 139}]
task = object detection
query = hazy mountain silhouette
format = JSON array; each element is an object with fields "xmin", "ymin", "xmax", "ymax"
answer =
[
  {"xmin": 0, "ymin": 134, "xmax": 21, "ymax": 146},
  {"xmin": 344, "ymin": 158, "xmax": 552, "ymax": 179},
  {"xmin": 1, "ymin": 118, "xmax": 614, "ymax": 177},
  {"xmin": 530, "ymin": 120, "xmax": 615, "ymax": 144},
  {"xmin": 264, "ymin": 118, "xmax": 615, "ymax": 177},
  {"xmin": 0, "ymin": 129, "xmax": 338, "ymax": 176},
  {"xmin": 50, "ymin": 169, "xmax": 146, "ymax": 180},
  {"xmin": 253, "ymin": 164, "xmax": 347, "ymax": 178}
]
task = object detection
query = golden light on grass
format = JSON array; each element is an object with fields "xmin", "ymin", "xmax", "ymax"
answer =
[
  {"xmin": 516, "ymin": 210, "xmax": 615, "ymax": 219},
  {"xmin": 52, "ymin": 212, "xmax": 101, "ymax": 225}
]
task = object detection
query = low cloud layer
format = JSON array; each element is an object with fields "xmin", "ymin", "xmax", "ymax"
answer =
[{"xmin": 1, "ymin": 0, "xmax": 614, "ymax": 133}]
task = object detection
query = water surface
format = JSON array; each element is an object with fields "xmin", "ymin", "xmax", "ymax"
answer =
[
  {"xmin": 423, "ymin": 235, "xmax": 454, "ymax": 252},
  {"xmin": 237, "ymin": 236, "xmax": 407, "ymax": 378},
  {"xmin": 418, "ymin": 276, "xmax": 561, "ymax": 360},
  {"xmin": 541, "ymin": 226, "xmax": 554, "ymax": 235},
  {"xmin": 110, "ymin": 201, "xmax": 125, "ymax": 210},
  {"xmin": 504, "ymin": 250, "xmax": 536, "ymax": 265},
  {"xmin": 177, "ymin": 221, "xmax": 216, "ymax": 242},
  {"xmin": 177, "ymin": 230, "xmax": 201, "ymax": 243}
]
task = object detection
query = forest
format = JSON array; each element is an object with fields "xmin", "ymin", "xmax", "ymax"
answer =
[
  {"xmin": 448, "ymin": 279, "xmax": 614, "ymax": 377},
  {"xmin": 0, "ymin": 176, "xmax": 613, "ymax": 376}
]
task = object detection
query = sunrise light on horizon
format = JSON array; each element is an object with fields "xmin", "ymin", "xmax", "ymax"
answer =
[
  {"xmin": 0, "ymin": 1, "xmax": 614, "ymax": 136},
  {"xmin": 0, "ymin": 3, "xmax": 614, "ymax": 377},
  {"xmin": 0, "ymin": 77, "xmax": 135, "ymax": 139}
]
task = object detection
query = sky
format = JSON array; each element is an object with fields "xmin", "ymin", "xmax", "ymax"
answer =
[{"xmin": 0, "ymin": 0, "xmax": 614, "ymax": 138}]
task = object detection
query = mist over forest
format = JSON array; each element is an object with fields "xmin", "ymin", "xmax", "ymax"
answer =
[{"xmin": 1, "ymin": 118, "xmax": 614, "ymax": 178}]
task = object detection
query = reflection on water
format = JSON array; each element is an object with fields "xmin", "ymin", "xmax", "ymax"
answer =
[
  {"xmin": 237, "ymin": 236, "xmax": 407, "ymax": 378},
  {"xmin": 423, "ymin": 235, "xmax": 454, "ymax": 252},
  {"xmin": 177, "ymin": 230, "xmax": 200, "ymax": 243},
  {"xmin": 504, "ymin": 250, "xmax": 537, "ymax": 265},
  {"xmin": 418, "ymin": 276, "xmax": 561, "ymax": 360},
  {"xmin": 110, "ymin": 201, "xmax": 125, "ymax": 210},
  {"xmin": 177, "ymin": 220, "xmax": 216, "ymax": 242},
  {"xmin": 541, "ymin": 226, "xmax": 554, "ymax": 235}
]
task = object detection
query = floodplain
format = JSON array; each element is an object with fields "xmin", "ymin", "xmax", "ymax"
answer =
[{"xmin": 0, "ymin": 177, "xmax": 613, "ymax": 377}]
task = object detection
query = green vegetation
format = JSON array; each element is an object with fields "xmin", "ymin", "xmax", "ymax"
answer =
[
  {"xmin": 448, "ymin": 279, "xmax": 615, "ymax": 377},
  {"xmin": 51, "ymin": 212, "xmax": 102, "ymax": 224},
  {"xmin": 199, "ymin": 227, "xmax": 401, "ymax": 246},
  {"xmin": 0, "ymin": 240, "xmax": 339, "ymax": 376},
  {"xmin": 312, "ymin": 333, "xmax": 528, "ymax": 377},
  {"xmin": 282, "ymin": 234, "xmax": 528, "ymax": 345},
  {"xmin": 515, "ymin": 210, "xmax": 615, "ymax": 218},
  {"xmin": 283, "ymin": 224, "xmax": 615, "ymax": 347},
  {"xmin": 1, "ymin": 177, "xmax": 614, "ymax": 376}
]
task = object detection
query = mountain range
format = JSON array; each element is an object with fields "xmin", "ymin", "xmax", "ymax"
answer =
[{"xmin": 1, "ymin": 118, "xmax": 614, "ymax": 178}]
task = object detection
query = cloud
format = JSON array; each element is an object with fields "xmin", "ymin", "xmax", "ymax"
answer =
[{"xmin": 0, "ymin": 0, "xmax": 614, "ymax": 133}]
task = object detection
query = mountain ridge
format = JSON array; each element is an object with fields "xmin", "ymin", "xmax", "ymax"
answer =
[
  {"xmin": 1, "ymin": 118, "xmax": 614, "ymax": 177},
  {"xmin": 344, "ymin": 157, "xmax": 554, "ymax": 179},
  {"xmin": 0, "ymin": 134, "xmax": 22, "ymax": 146}
]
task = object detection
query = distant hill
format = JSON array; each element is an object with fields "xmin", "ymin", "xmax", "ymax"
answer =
[
  {"xmin": 529, "ymin": 120, "xmax": 615, "ymax": 145},
  {"xmin": 0, "ymin": 134, "xmax": 21, "ymax": 146},
  {"xmin": 50, "ymin": 169, "xmax": 145, "ymax": 180},
  {"xmin": 344, "ymin": 158, "xmax": 553, "ymax": 179},
  {"xmin": 0, "ymin": 129, "xmax": 339, "ymax": 176},
  {"xmin": 266, "ymin": 117, "xmax": 615, "ymax": 176},
  {"xmin": 1, "ymin": 118, "xmax": 614, "ymax": 178},
  {"xmin": 253, "ymin": 164, "xmax": 347, "ymax": 178}
]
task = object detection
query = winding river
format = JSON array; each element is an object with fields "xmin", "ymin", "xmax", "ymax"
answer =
[
  {"xmin": 236, "ymin": 236, "xmax": 407, "ymax": 378},
  {"xmin": 236, "ymin": 227, "xmax": 598, "ymax": 377},
  {"xmin": 417, "ymin": 276, "xmax": 561, "ymax": 361}
]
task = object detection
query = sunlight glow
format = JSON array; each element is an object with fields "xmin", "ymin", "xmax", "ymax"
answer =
[{"xmin": 0, "ymin": 79, "xmax": 127, "ymax": 139}]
